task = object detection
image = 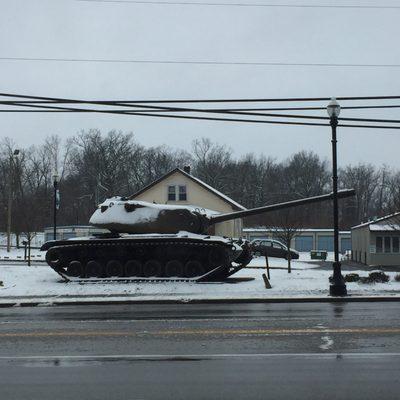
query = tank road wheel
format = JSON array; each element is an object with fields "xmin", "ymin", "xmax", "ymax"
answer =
[
  {"xmin": 86, "ymin": 260, "xmax": 103, "ymax": 278},
  {"xmin": 67, "ymin": 261, "xmax": 83, "ymax": 277},
  {"xmin": 106, "ymin": 260, "xmax": 124, "ymax": 277},
  {"xmin": 46, "ymin": 248, "xmax": 63, "ymax": 268},
  {"xmin": 184, "ymin": 261, "xmax": 205, "ymax": 278},
  {"xmin": 125, "ymin": 260, "xmax": 142, "ymax": 277},
  {"xmin": 143, "ymin": 260, "xmax": 163, "ymax": 277},
  {"xmin": 208, "ymin": 247, "xmax": 229, "ymax": 267},
  {"xmin": 165, "ymin": 260, "xmax": 184, "ymax": 277}
]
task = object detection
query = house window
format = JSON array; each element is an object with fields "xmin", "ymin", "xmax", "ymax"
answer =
[
  {"xmin": 393, "ymin": 237, "xmax": 399, "ymax": 253},
  {"xmin": 178, "ymin": 185, "xmax": 187, "ymax": 201},
  {"xmin": 167, "ymin": 185, "xmax": 176, "ymax": 201},
  {"xmin": 376, "ymin": 237, "xmax": 383, "ymax": 253},
  {"xmin": 167, "ymin": 185, "xmax": 187, "ymax": 201},
  {"xmin": 384, "ymin": 236, "xmax": 391, "ymax": 253}
]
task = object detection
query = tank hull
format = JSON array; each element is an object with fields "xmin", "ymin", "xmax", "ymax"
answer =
[{"xmin": 41, "ymin": 233, "xmax": 252, "ymax": 282}]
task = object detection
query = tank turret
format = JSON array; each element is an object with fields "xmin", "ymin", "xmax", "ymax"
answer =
[{"xmin": 89, "ymin": 189, "xmax": 356, "ymax": 235}]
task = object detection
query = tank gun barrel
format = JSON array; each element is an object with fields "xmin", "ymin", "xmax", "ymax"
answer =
[{"xmin": 210, "ymin": 189, "xmax": 356, "ymax": 224}]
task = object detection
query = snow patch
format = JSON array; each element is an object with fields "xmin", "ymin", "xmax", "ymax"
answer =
[{"xmin": 320, "ymin": 335, "xmax": 334, "ymax": 351}]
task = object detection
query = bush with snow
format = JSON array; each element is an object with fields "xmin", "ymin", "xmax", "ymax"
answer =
[
  {"xmin": 344, "ymin": 273, "xmax": 360, "ymax": 282},
  {"xmin": 369, "ymin": 271, "xmax": 390, "ymax": 283}
]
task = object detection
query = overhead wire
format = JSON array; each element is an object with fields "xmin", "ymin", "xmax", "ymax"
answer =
[
  {"xmin": 6, "ymin": 99, "xmax": 400, "ymax": 124},
  {"xmin": 1, "ymin": 100, "xmax": 331, "ymax": 127},
  {"xmin": 76, "ymin": 0, "xmax": 400, "ymax": 10},
  {"xmin": 2, "ymin": 56, "xmax": 400, "ymax": 68},
  {"xmin": 2, "ymin": 101, "xmax": 400, "ymax": 129},
  {"xmin": 2, "ymin": 100, "xmax": 400, "ymax": 112},
  {"xmin": 2, "ymin": 92, "xmax": 400, "ymax": 129},
  {"xmin": 3, "ymin": 92, "xmax": 400, "ymax": 103}
]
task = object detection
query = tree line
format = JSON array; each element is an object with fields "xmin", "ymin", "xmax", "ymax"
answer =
[{"xmin": 0, "ymin": 130, "xmax": 399, "ymax": 240}]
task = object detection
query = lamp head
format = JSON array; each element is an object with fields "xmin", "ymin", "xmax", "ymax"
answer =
[{"xmin": 327, "ymin": 97, "xmax": 341, "ymax": 118}]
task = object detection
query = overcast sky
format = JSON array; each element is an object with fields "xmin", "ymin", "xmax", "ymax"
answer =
[{"xmin": 1, "ymin": 0, "xmax": 400, "ymax": 168}]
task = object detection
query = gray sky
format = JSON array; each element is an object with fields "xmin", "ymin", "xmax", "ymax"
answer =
[{"xmin": 1, "ymin": 0, "xmax": 400, "ymax": 167}]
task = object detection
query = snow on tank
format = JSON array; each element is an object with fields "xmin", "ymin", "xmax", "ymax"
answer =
[
  {"xmin": 89, "ymin": 190, "xmax": 356, "ymax": 236},
  {"xmin": 89, "ymin": 197, "xmax": 214, "ymax": 234}
]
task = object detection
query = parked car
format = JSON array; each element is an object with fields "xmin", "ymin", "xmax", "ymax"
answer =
[{"xmin": 250, "ymin": 239, "xmax": 299, "ymax": 260}]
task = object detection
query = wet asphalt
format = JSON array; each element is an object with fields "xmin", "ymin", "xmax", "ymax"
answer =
[{"xmin": 0, "ymin": 302, "xmax": 400, "ymax": 399}]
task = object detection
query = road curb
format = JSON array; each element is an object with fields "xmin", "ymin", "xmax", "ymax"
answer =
[{"xmin": 1, "ymin": 295, "xmax": 400, "ymax": 308}]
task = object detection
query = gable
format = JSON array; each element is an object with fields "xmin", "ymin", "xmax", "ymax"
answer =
[{"xmin": 131, "ymin": 169, "xmax": 244, "ymax": 213}]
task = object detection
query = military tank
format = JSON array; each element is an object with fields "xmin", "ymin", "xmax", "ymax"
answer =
[{"xmin": 41, "ymin": 189, "xmax": 355, "ymax": 282}]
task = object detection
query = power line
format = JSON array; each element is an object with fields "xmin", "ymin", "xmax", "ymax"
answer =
[
  {"xmin": 2, "ymin": 56, "xmax": 400, "ymax": 68},
  {"xmin": 2, "ymin": 100, "xmax": 400, "ymax": 111},
  {"xmin": 77, "ymin": 0, "xmax": 400, "ymax": 10},
  {"xmin": 3, "ymin": 92, "xmax": 400, "ymax": 103},
  {"xmin": 13, "ymin": 99, "xmax": 400, "ymax": 124},
  {"xmin": 2, "ymin": 95, "xmax": 400, "ymax": 129},
  {"xmin": 3, "ymin": 104, "xmax": 400, "ymax": 129},
  {"xmin": 1, "ymin": 100, "xmax": 331, "ymax": 127},
  {"xmin": 4, "ymin": 104, "xmax": 400, "ymax": 125}
]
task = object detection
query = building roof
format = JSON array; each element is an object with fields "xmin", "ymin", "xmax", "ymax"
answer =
[
  {"xmin": 130, "ymin": 168, "xmax": 246, "ymax": 211},
  {"xmin": 243, "ymin": 228, "xmax": 351, "ymax": 234},
  {"xmin": 352, "ymin": 211, "xmax": 400, "ymax": 231}
]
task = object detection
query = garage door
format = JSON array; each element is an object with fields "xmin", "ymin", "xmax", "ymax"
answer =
[
  {"xmin": 341, "ymin": 237, "xmax": 352, "ymax": 252},
  {"xmin": 295, "ymin": 236, "xmax": 313, "ymax": 251},
  {"xmin": 317, "ymin": 236, "xmax": 334, "ymax": 251}
]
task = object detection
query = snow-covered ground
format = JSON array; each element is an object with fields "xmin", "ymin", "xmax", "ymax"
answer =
[{"xmin": 0, "ymin": 256, "xmax": 399, "ymax": 304}]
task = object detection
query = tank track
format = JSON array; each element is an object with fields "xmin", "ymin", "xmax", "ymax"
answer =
[{"xmin": 43, "ymin": 237, "xmax": 249, "ymax": 283}]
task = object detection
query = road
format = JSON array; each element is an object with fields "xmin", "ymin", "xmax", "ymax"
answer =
[{"xmin": 1, "ymin": 302, "xmax": 400, "ymax": 399}]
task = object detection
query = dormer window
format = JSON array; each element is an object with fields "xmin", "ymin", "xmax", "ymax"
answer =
[{"xmin": 167, "ymin": 185, "xmax": 187, "ymax": 201}]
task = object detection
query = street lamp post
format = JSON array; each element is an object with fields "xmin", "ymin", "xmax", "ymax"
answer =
[
  {"xmin": 53, "ymin": 171, "xmax": 59, "ymax": 240},
  {"xmin": 327, "ymin": 98, "xmax": 347, "ymax": 296},
  {"xmin": 6, "ymin": 149, "xmax": 20, "ymax": 252}
]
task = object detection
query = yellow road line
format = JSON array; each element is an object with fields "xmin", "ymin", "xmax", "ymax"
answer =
[
  {"xmin": 154, "ymin": 328, "xmax": 400, "ymax": 335},
  {"xmin": 0, "ymin": 327, "xmax": 399, "ymax": 338}
]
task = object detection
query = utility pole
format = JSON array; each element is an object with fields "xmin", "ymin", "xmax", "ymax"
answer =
[{"xmin": 6, "ymin": 149, "xmax": 19, "ymax": 252}]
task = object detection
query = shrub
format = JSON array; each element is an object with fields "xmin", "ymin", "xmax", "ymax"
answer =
[
  {"xmin": 369, "ymin": 271, "xmax": 390, "ymax": 283},
  {"xmin": 345, "ymin": 273, "xmax": 360, "ymax": 282}
]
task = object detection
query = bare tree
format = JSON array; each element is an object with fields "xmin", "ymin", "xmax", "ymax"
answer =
[
  {"xmin": 339, "ymin": 163, "xmax": 380, "ymax": 225},
  {"xmin": 192, "ymin": 138, "xmax": 232, "ymax": 192},
  {"xmin": 265, "ymin": 207, "xmax": 306, "ymax": 273}
]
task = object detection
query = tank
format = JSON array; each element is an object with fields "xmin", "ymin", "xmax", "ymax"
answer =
[{"xmin": 41, "ymin": 189, "xmax": 355, "ymax": 282}]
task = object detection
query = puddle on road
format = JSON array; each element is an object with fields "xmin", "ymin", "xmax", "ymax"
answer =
[{"xmin": 10, "ymin": 356, "xmax": 207, "ymax": 368}]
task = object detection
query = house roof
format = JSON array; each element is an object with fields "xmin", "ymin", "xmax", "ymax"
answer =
[
  {"xmin": 129, "ymin": 168, "xmax": 246, "ymax": 211},
  {"xmin": 351, "ymin": 211, "xmax": 400, "ymax": 230}
]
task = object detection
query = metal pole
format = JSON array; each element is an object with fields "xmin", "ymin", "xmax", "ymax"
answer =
[
  {"xmin": 6, "ymin": 189, "xmax": 12, "ymax": 252},
  {"xmin": 329, "ymin": 116, "xmax": 347, "ymax": 296},
  {"xmin": 53, "ymin": 179, "xmax": 58, "ymax": 240},
  {"xmin": 6, "ymin": 156, "xmax": 12, "ymax": 252}
]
